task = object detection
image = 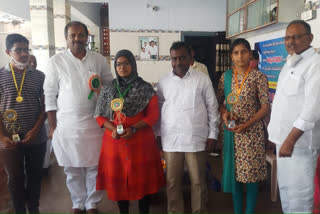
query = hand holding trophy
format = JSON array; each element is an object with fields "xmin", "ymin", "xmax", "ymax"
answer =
[
  {"xmin": 226, "ymin": 93, "xmax": 238, "ymax": 130},
  {"xmin": 4, "ymin": 109, "xmax": 21, "ymax": 143}
]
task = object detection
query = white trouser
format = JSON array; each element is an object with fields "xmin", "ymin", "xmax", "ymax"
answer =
[
  {"xmin": 277, "ymin": 144, "xmax": 319, "ymax": 213},
  {"xmin": 64, "ymin": 166, "xmax": 103, "ymax": 210}
]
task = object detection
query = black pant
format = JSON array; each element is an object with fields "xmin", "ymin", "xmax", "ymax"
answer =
[
  {"xmin": 1, "ymin": 142, "xmax": 46, "ymax": 213},
  {"xmin": 118, "ymin": 195, "xmax": 151, "ymax": 214}
]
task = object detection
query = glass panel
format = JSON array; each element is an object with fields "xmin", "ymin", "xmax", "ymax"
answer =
[
  {"xmin": 227, "ymin": 9, "xmax": 245, "ymax": 36},
  {"xmin": 247, "ymin": 0, "xmax": 277, "ymax": 30},
  {"xmin": 228, "ymin": 0, "xmax": 247, "ymax": 14}
]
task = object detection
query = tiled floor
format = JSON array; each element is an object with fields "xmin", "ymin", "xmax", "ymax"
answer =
[{"xmin": 1, "ymin": 154, "xmax": 283, "ymax": 213}]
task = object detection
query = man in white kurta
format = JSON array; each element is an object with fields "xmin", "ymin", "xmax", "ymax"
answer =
[
  {"xmin": 268, "ymin": 20, "xmax": 320, "ymax": 213},
  {"xmin": 157, "ymin": 42, "xmax": 220, "ymax": 213},
  {"xmin": 44, "ymin": 21, "xmax": 113, "ymax": 213}
]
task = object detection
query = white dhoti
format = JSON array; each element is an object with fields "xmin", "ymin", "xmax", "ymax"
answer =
[{"xmin": 277, "ymin": 144, "xmax": 319, "ymax": 213}]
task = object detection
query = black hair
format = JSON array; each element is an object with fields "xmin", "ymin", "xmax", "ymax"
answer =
[
  {"xmin": 252, "ymin": 50, "xmax": 259, "ymax": 60},
  {"xmin": 287, "ymin": 20, "xmax": 311, "ymax": 34},
  {"xmin": 5, "ymin": 34, "xmax": 29, "ymax": 50},
  {"xmin": 170, "ymin": 41, "xmax": 192, "ymax": 55},
  {"xmin": 64, "ymin": 21, "xmax": 89, "ymax": 39},
  {"xmin": 230, "ymin": 38, "xmax": 251, "ymax": 53}
]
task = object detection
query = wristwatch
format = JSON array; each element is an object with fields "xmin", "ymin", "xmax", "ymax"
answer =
[{"xmin": 131, "ymin": 127, "xmax": 137, "ymax": 134}]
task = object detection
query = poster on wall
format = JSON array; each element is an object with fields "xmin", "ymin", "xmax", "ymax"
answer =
[
  {"xmin": 254, "ymin": 37, "xmax": 288, "ymax": 102},
  {"xmin": 139, "ymin": 36, "xmax": 159, "ymax": 60}
]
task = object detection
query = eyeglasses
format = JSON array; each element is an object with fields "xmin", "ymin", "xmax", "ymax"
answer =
[
  {"xmin": 116, "ymin": 62, "xmax": 130, "ymax": 67},
  {"xmin": 283, "ymin": 33, "xmax": 309, "ymax": 41},
  {"xmin": 10, "ymin": 48, "xmax": 30, "ymax": 54}
]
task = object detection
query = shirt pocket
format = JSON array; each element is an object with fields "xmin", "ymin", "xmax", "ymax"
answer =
[
  {"xmin": 283, "ymin": 73, "xmax": 303, "ymax": 96},
  {"xmin": 182, "ymin": 87, "xmax": 196, "ymax": 111}
]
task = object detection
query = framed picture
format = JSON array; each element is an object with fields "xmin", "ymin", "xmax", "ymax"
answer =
[{"xmin": 139, "ymin": 36, "xmax": 159, "ymax": 60}]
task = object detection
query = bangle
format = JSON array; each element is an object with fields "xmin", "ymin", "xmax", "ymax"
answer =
[{"xmin": 131, "ymin": 127, "xmax": 137, "ymax": 134}]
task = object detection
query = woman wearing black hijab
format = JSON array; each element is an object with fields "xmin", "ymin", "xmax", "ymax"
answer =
[{"xmin": 95, "ymin": 50, "xmax": 165, "ymax": 213}]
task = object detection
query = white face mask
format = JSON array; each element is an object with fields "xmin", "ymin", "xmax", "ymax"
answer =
[
  {"xmin": 11, "ymin": 57, "xmax": 28, "ymax": 70},
  {"xmin": 286, "ymin": 53, "xmax": 302, "ymax": 68}
]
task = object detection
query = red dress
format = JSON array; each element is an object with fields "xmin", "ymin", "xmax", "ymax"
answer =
[{"xmin": 96, "ymin": 95, "xmax": 165, "ymax": 201}]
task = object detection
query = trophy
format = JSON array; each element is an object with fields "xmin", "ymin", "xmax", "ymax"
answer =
[
  {"xmin": 111, "ymin": 98, "xmax": 126, "ymax": 134},
  {"xmin": 4, "ymin": 109, "xmax": 21, "ymax": 143},
  {"xmin": 226, "ymin": 93, "xmax": 238, "ymax": 130}
]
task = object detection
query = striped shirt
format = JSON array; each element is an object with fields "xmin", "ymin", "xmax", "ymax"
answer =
[{"xmin": 0, "ymin": 64, "xmax": 47, "ymax": 144}]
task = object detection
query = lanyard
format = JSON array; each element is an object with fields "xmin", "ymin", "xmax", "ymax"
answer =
[
  {"xmin": 116, "ymin": 82, "xmax": 132, "ymax": 99},
  {"xmin": 10, "ymin": 64, "xmax": 26, "ymax": 98},
  {"xmin": 234, "ymin": 67, "xmax": 250, "ymax": 96}
]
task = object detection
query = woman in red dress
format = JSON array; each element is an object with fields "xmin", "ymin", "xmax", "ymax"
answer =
[{"xmin": 94, "ymin": 49, "xmax": 165, "ymax": 213}]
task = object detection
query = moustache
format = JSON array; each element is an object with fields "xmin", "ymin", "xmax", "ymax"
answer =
[{"xmin": 73, "ymin": 41, "xmax": 84, "ymax": 45}]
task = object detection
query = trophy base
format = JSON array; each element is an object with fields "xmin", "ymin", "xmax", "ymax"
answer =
[
  {"xmin": 226, "ymin": 120, "xmax": 236, "ymax": 130},
  {"xmin": 117, "ymin": 125, "xmax": 124, "ymax": 134},
  {"xmin": 12, "ymin": 134, "xmax": 21, "ymax": 143}
]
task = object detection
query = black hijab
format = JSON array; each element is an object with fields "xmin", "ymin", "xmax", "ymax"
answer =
[{"xmin": 95, "ymin": 49, "xmax": 155, "ymax": 119}]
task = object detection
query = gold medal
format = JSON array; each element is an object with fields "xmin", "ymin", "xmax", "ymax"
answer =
[
  {"xmin": 16, "ymin": 96, "xmax": 23, "ymax": 103},
  {"xmin": 227, "ymin": 93, "xmax": 239, "ymax": 105},
  {"xmin": 111, "ymin": 98, "xmax": 124, "ymax": 112}
]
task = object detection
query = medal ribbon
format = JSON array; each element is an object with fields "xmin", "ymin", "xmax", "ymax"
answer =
[
  {"xmin": 234, "ymin": 67, "xmax": 250, "ymax": 96},
  {"xmin": 10, "ymin": 64, "xmax": 26, "ymax": 99},
  {"xmin": 116, "ymin": 82, "xmax": 132, "ymax": 99}
]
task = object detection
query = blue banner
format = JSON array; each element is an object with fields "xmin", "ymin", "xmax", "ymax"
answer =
[{"xmin": 254, "ymin": 37, "xmax": 288, "ymax": 102}]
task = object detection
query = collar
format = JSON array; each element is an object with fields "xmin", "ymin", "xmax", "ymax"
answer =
[
  {"xmin": 5, "ymin": 64, "xmax": 33, "ymax": 73},
  {"xmin": 299, "ymin": 46, "xmax": 314, "ymax": 58},
  {"xmin": 68, "ymin": 48, "xmax": 89, "ymax": 61},
  {"xmin": 191, "ymin": 61, "xmax": 198, "ymax": 68}
]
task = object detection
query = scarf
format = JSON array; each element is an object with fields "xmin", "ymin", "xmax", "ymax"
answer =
[{"xmin": 95, "ymin": 49, "xmax": 155, "ymax": 119}]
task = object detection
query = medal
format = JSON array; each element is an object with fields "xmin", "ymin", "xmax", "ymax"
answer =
[
  {"xmin": 9, "ymin": 63, "xmax": 26, "ymax": 103},
  {"xmin": 88, "ymin": 75, "xmax": 102, "ymax": 100},
  {"xmin": 226, "ymin": 67, "xmax": 251, "ymax": 130},
  {"xmin": 4, "ymin": 109, "xmax": 21, "ymax": 143},
  {"xmin": 111, "ymin": 82, "xmax": 133, "ymax": 135},
  {"xmin": 16, "ymin": 96, "xmax": 23, "ymax": 103},
  {"xmin": 111, "ymin": 98, "xmax": 124, "ymax": 112}
]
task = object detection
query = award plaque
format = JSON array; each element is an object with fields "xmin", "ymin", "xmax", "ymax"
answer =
[
  {"xmin": 4, "ymin": 109, "xmax": 21, "ymax": 143},
  {"xmin": 117, "ymin": 125, "xmax": 124, "ymax": 134},
  {"xmin": 226, "ymin": 93, "xmax": 238, "ymax": 130}
]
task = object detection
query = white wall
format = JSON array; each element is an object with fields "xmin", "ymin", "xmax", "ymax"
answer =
[{"xmin": 108, "ymin": 0, "xmax": 226, "ymax": 32}]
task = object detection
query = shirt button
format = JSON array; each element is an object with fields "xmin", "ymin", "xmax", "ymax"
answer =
[
  {"xmin": 126, "ymin": 143, "xmax": 128, "ymax": 146},
  {"xmin": 126, "ymin": 157, "xmax": 128, "ymax": 160}
]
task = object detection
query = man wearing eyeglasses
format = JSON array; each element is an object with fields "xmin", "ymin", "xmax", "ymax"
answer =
[
  {"xmin": 268, "ymin": 20, "xmax": 320, "ymax": 213},
  {"xmin": 44, "ymin": 21, "xmax": 113, "ymax": 214},
  {"xmin": 0, "ymin": 34, "xmax": 47, "ymax": 213}
]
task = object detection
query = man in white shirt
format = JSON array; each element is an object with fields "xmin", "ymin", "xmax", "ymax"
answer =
[
  {"xmin": 147, "ymin": 41, "xmax": 158, "ymax": 59},
  {"xmin": 157, "ymin": 41, "xmax": 220, "ymax": 213},
  {"xmin": 268, "ymin": 20, "xmax": 320, "ymax": 213},
  {"xmin": 44, "ymin": 21, "xmax": 113, "ymax": 214},
  {"xmin": 190, "ymin": 47, "xmax": 209, "ymax": 75}
]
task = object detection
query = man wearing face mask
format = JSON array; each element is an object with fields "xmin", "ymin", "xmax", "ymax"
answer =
[
  {"xmin": 268, "ymin": 20, "xmax": 320, "ymax": 213},
  {"xmin": 0, "ymin": 34, "xmax": 47, "ymax": 213},
  {"xmin": 44, "ymin": 21, "xmax": 113, "ymax": 213}
]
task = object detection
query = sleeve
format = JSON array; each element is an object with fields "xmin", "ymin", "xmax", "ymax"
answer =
[
  {"xmin": 203, "ymin": 76, "xmax": 220, "ymax": 140},
  {"xmin": 293, "ymin": 62, "xmax": 320, "ymax": 131},
  {"xmin": 256, "ymin": 71, "xmax": 270, "ymax": 105},
  {"xmin": 155, "ymin": 82, "xmax": 165, "ymax": 136},
  {"xmin": 43, "ymin": 59, "xmax": 59, "ymax": 112},
  {"xmin": 96, "ymin": 116, "xmax": 109, "ymax": 128},
  {"xmin": 38, "ymin": 71, "xmax": 45, "ymax": 98},
  {"xmin": 142, "ymin": 95, "xmax": 159, "ymax": 127},
  {"xmin": 202, "ymin": 64, "xmax": 209, "ymax": 75},
  {"xmin": 99, "ymin": 56, "xmax": 114, "ymax": 86},
  {"xmin": 217, "ymin": 72, "xmax": 226, "ymax": 105}
]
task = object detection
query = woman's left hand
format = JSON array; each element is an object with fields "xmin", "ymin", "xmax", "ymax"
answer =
[
  {"xmin": 120, "ymin": 127, "xmax": 134, "ymax": 140},
  {"xmin": 232, "ymin": 123, "xmax": 248, "ymax": 133}
]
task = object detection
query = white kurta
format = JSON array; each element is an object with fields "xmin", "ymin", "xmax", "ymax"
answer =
[
  {"xmin": 156, "ymin": 68, "xmax": 220, "ymax": 152},
  {"xmin": 268, "ymin": 47, "xmax": 320, "ymax": 213},
  {"xmin": 44, "ymin": 49, "xmax": 114, "ymax": 167}
]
